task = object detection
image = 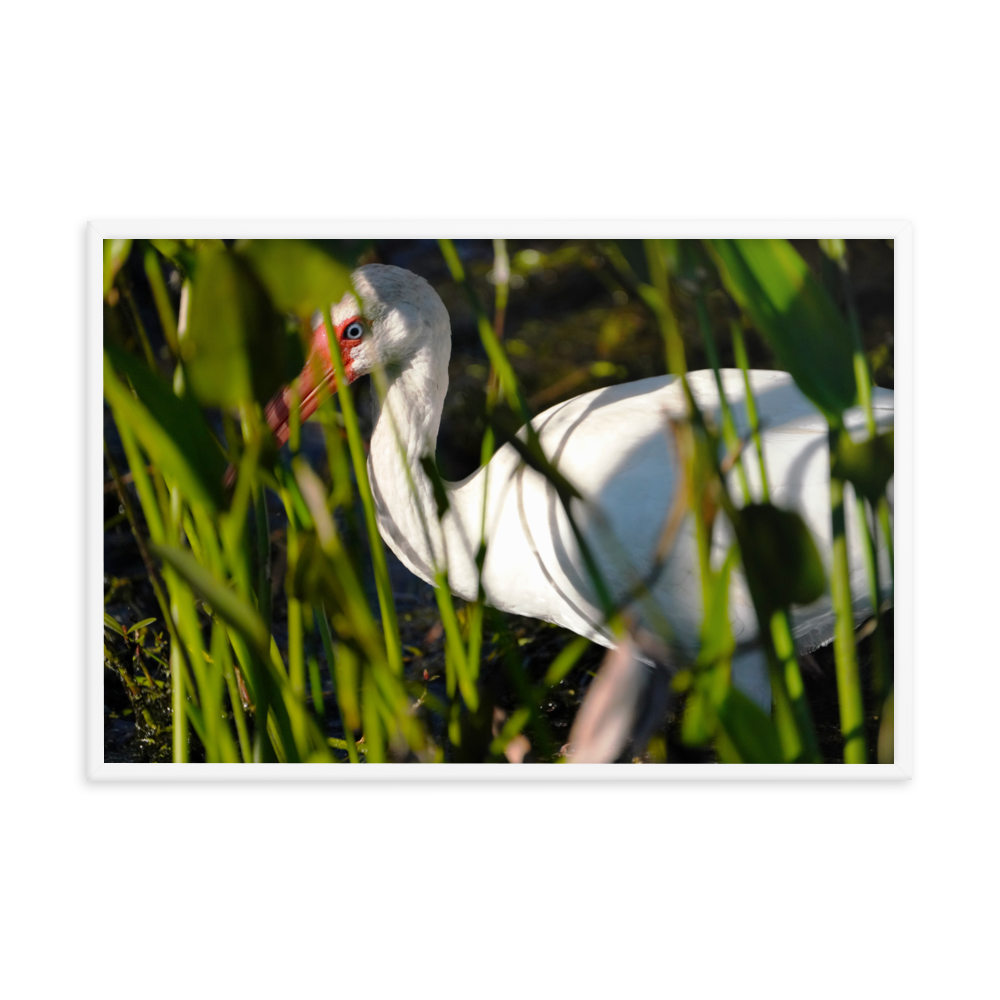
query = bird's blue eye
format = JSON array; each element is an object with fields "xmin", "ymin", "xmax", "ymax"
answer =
[{"xmin": 344, "ymin": 321, "xmax": 364, "ymax": 341}]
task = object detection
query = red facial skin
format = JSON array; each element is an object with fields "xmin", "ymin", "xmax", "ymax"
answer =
[
  {"xmin": 222, "ymin": 315, "xmax": 362, "ymax": 489},
  {"xmin": 264, "ymin": 315, "xmax": 362, "ymax": 448}
]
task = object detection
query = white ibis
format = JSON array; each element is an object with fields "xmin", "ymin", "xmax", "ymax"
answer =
[{"xmin": 266, "ymin": 264, "xmax": 893, "ymax": 755}]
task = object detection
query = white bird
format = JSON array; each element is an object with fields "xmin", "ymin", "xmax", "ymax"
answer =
[{"xmin": 265, "ymin": 264, "xmax": 893, "ymax": 756}]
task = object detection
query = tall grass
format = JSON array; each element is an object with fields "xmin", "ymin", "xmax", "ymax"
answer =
[{"xmin": 102, "ymin": 237, "xmax": 893, "ymax": 764}]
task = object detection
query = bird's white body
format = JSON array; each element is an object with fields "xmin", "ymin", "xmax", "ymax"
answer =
[{"xmin": 310, "ymin": 265, "xmax": 893, "ymax": 704}]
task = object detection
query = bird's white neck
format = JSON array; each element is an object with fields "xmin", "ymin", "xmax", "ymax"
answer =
[{"xmin": 367, "ymin": 341, "xmax": 483, "ymax": 598}]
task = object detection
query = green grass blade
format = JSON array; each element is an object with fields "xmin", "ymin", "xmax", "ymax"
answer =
[
  {"xmin": 642, "ymin": 239, "xmax": 686, "ymax": 376},
  {"xmin": 694, "ymin": 295, "xmax": 750, "ymax": 503},
  {"xmin": 730, "ymin": 321, "xmax": 771, "ymax": 501},
  {"xmin": 769, "ymin": 610, "xmax": 820, "ymax": 763},
  {"xmin": 153, "ymin": 543, "xmax": 270, "ymax": 653},
  {"xmin": 708, "ymin": 239, "xmax": 857, "ymax": 423},
  {"xmin": 320, "ymin": 302, "xmax": 403, "ymax": 677},
  {"xmin": 716, "ymin": 687, "xmax": 783, "ymax": 763},
  {"xmin": 434, "ymin": 573, "xmax": 478, "ymax": 711},
  {"xmin": 104, "ymin": 349, "xmax": 226, "ymax": 511},
  {"xmin": 103, "ymin": 239, "xmax": 133, "ymax": 297},
  {"xmin": 170, "ymin": 641, "xmax": 187, "ymax": 762},
  {"xmin": 181, "ymin": 245, "xmax": 287, "ymax": 409},
  {"xmin": 829, "ymin": 464, "xmax": 866, "ymax": 763},
  {"xmin": 143, "ymin": 244, "xmax": 179, "ymax": 356},
  {"xmin": 236, "ymin": 239, "xmax": 353, "ymax": 318}
]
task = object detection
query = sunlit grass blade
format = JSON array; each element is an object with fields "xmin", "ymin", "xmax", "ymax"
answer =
[
  {"xmin": 154, "ymin": 543, "xmax": 270, "ymax": 653},
  {"xmin": 208, "ymin": 621, "xmax": 241, "ymax": 763},
  {"xmin": 707, "ymin": 238, "xmax": 857, "ymax": 423},
  {"xmin": 768, "ymin": 610, "xmax": 820, "ymax": 763},
  {"xmin": 216, "ymin": 623, "xmax": 251, "ymax": 762},
  {"xmin": 730, "ymin": 321, "xmax": 771, "ymax": 501},
  {"xmin": 103, "ymin": 238, "xmax": 133, "ymax": 297},
  {"xmin": 682, "ymin": 546, "xmax": 739, "ymax": 748},
  {"xmin": 489, "ymin": 706, "xmax": 531, "ymax": 760},
  {"xmin": 829, "ymin": 460, "xmax": 866, "ymax": 763},
  {"xmin": 307, "ymin": 651, "xmax": 325, "ymax": 717},
  {"xmin": 361, "ymin": 670, "xmax": 386, "ymax": 762},
  {"xmin": 169, "ymin": 568, "xmax": 220, "ymax": 762},
  {"xmin": 319, "ymin": 302, "xmax": 403, "ymax": 676},
  {"xmin": 642, "ymin": 239, "xmax": 686, "ymax": 376},
  {"xmin": 694, "ymin": 294, "xmax": 750, "ymax": 503},
  {"xmin": 143, "ymin": 243, "xmax": 179, "ymax": 356},
  {"xmin": 542, "ymin": 634, "xmax": 591, "ymax": 689},
  {"xmin": 433, "ymin": 573, "xmax": 478, "ymax": 711},
  {"xmin": 169, "ymin": 642, "xmax": 187, "ymax": 762},
  {"xmin": 287, "ymin": 594, "xmax": 307, "ymax": 750},
  {"xmin": 329, "ymin": 738, "xmax": 368, "ymax": 758}
]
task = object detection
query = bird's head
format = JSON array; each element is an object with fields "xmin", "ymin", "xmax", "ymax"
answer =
[{"xmin": 264, "ymin": 263, "xmax": 451, "ymax": 448}]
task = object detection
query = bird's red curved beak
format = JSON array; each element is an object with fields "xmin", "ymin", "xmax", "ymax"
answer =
[{"xmin": 264, "ymin": 318, "xmax": 360, "ymax": 449}]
